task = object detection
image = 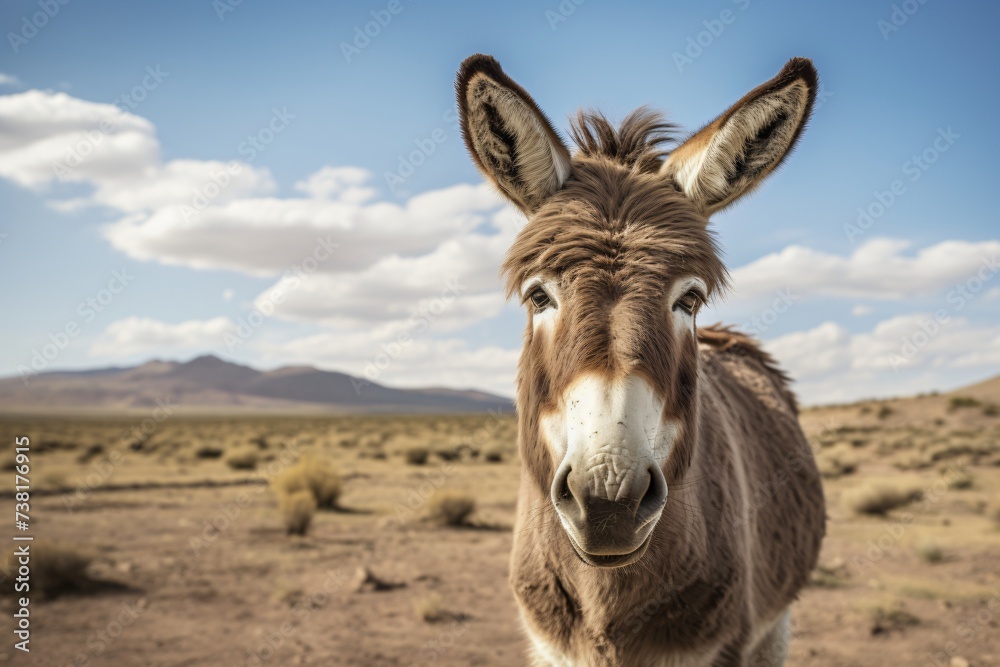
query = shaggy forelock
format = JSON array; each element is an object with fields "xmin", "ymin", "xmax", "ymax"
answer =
[
  {"xmin": 569, "ymin": 107, "xmax": 676, "ymax": 174},
  {"xmin": 501, "ymin": 108, "xmax": 730, "ymax": 301}
]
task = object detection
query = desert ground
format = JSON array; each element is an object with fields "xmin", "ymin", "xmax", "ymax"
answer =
[{"xmin": 2, "ymin": 377, "xmax": 999, "ymax": 666}]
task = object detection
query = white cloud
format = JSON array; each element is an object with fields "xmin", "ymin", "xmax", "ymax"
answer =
[
  {"xmin": 222, "ymin": 288, "xmax": 235, "ymax": 302},
  {"xmin": 294, "ymin": 165, "xmax": 375, "ymax": 203},
  {"xmin": 731, "ymin": 238, "xmax": 1000, "ymax": 301},
  {"xmin": 0, "ymin": 90, "xmax": 273, "ymax": 211},
  {"xmin": 851, "ymin": 304, "xmax": 873, "ymax": 316},
  {"xmin": 764, "ymin": 315, "xmax": 1000, "ymax": 404},
  {"xmin": 0, "ymin": 73, "xmax": 22, "ymax": 87},
  {"xmin": 90, "ymin": 317, "xmax": 235, "ymax": 358},
  {"xmin": 103, "ymin": 179, "xmax": 505, "ymax": 276}
]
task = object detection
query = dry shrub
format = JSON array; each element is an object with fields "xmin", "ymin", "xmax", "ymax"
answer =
[
  {"xmin": 877, "ymin": 405, "xmax": 894, "ymax": 420},
  {"xmin": 917, "ymin": 541, "xmax": 944, "ymax": 564},
  {"xmin": 278, "ymin": 490, "xmax": 316, "ymax": 535},
  {"xmin": 948, "ymin": 396, "xmax": 981, "ymax": 411},
  {"xmin": 414, "ymin": 593, "xmax": 443, "ymax": 622},
  {"xmin": 870, "ymin": 606, "xmax": 920, "ymax": 635},
  {"xmin": 225, "ymin": 448, "xmax": 259, "ymax": 471},
  {"xmin": 894, "ymin": 453, "xmax": 934, "ymax": 471},
  {"xmin": 945, "ymin": 469, "xmax": 974, "ymax": 490},
  {"xmin": 844, "ymin": 483, "xmax": 922, "ymax": 516},
  {"xmin": 2, "ymin": 542, "xmax": 93, "ymax": 599},
  {"xmin": 818, "ymin": 444, "xmax": 859, "ymax": 479},
  {"xmin": 272, "ymin": 455, "xmax": 342, "ymax": 509},
  {"xmin": 195, "ymin": 446, "xmax": 224, "ymax": 459},
  {"xmin": 483, "ymin": 447, "xmax": 504, "ymax": 463},
  {"xmin": 989, "ymin": 498, "xmax": 1000, "ymax": 528},
  {"xmin": 404, "ymin": 447, "xmax": 430, "ymax": 465},
  {"xmin": 427, "ymin": 491, "xmax": 475, "ymax": 527}
]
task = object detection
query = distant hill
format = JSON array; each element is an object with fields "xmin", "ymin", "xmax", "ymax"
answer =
[
  {"xmin": 950, "ymin": 373, "xmax": 1000, "ymax": 404},
  {"xmin": 0, "ymin": 355, "xmax": 514, "ymax": 414}
]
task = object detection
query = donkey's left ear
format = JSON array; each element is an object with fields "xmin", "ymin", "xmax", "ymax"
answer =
[
  {"xmin": 457, "ymin": 54, "xmax": 572, "ymax": 214},
  {"xmin": 661, "ymin": 58, "xmax": 818, "ymax": 215}
]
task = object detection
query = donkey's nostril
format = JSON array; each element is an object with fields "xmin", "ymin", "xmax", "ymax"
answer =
[
  {"xmin": 556, "ymin": 467, "xmax": 572, "ymax": 500},
  {"xmin": 556, "ymin": 468, "xmax": 572, "ymax": 500},
  {"xmin": 638, "ymin": 466, "xmax": 667, "ymax": 520},
  {"xmin": 636, "ymin": 471, "xmax": 652, "ymax": 505},
  {"xmin": 551, "ymin": 464, "xmax": 584, "ymax": 524}
]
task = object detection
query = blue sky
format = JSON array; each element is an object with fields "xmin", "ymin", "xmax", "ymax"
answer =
[{"xmin": 1, "ymin": 0, "xmax": 998, "ymax": 403}]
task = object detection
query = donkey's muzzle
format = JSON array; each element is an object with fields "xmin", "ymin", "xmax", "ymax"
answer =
[{"xmin": 551, "ymin": 462, "xmax": 667, "ymax": 567}]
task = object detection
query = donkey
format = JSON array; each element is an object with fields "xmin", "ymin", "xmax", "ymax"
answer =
[{"xmin": 455, "ymin": 55, "xmax": 825, "ymax": 666}]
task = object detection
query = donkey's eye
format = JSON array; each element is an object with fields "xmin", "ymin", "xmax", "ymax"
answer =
[
  {"xmin": 527, "ymin": 287, "xmax": 552, "ymax": 311},
  {"xmin": 673, "ymin": 290, "xmax": 703, "ymax": 316}
]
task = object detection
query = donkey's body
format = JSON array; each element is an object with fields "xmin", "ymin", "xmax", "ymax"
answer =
[{"xmin": 455, "ymin": 55, "xmax": 825, "ymax": 666}]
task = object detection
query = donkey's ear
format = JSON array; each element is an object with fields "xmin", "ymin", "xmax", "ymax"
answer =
[
  {"xmin": 661, "ymin": 58, "xmax": 817, "ymax": 215},
  {"xmin": 457, "ymin": 54, "xmax": 572, "ymax": 214}
]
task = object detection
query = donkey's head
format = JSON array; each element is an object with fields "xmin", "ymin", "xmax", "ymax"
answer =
[{"xmin": 457, "ymin": 55, "xmax": 817, "ymax": 567}]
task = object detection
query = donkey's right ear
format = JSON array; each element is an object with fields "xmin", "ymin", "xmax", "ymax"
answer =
[{"xmin": 456, "ymin": 54, "xmax": 572, "ymax": 214}]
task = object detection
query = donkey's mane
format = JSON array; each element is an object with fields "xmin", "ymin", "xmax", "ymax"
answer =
[
  {"xmin": 698, "ymin": 323, "xmax": 798, "ymax": 411},
  {"xmin": 569, "ymin": 107, "xmax": 677, "ymax": 173}
]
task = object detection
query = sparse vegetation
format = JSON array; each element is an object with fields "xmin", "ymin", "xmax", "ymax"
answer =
[
  {"xmin": 844, "ymin": 483, "xmax": 922, "ymax": 516},
  {"xmin": 917, "ymin": 541, "xmax": 944, "ymax": 564},
  {"xmin": 949, "ymin": 396, "xmax": 981, "ymax": 411},
  {"xmin": 817, "ymin": 444, "xmax": 859, "ymax": 479},
  {"xmin": 945, "ymin": 469, "xmax": 974, "ymax": 490},
  {"xmin": 870, "ymin": 607, "xmax": 920, "ymax": 635},
  {"xmin": 195, "ymin": 446, "xmax": 224, "ymax": 459},
  {"xmin": 989, "ymin": 498, "xmax": 1000, "ymax": 528},
  {"xmin": 278, "ymin": 490, "xmax": 316, "ymax": 535},
  {"xmin": 225, "ymin": 448, "xmax": 259, "ymax": 470},
  {"xmin": 414, "ymin": 593, "xmax": 444, "ymax": 622},
  {"xmin": 2, "ymin": 543, "xmax": 94, "ymax": 599},
  {"xmin": 483, "ymin": 446, "xmax": 504, "ymax": 463},
  {"xmin": 426, "ymin": 491, "xmax": 476, "ymax": 526},
  {"xmin": 877, "ymin": 405, "xmax": 894, "ymax": 420},
  {"xmin": 404, "ymin": 447, "xmax": 430, "ymax": 465},
  {"xmin": 272, "ymin": 455, "xmax": 343, "ymax": 509},
  {"xmin": 4, "ymin": 386, "xmax": 999, "ymax": 665}
]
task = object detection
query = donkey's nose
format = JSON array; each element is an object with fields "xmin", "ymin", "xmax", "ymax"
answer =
[{"xmin": 551, "ymin": 461, "xmax": 667, "ymax": 556}]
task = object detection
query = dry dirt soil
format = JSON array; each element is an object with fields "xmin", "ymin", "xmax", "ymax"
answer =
[{"xmin": 1, "ymin": 379, "xmax": 999, "ymax": 666}]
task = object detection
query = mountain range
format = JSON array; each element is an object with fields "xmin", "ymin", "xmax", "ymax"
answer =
[{"xmin": 0, "ymin": 355, "xmax": 514, "ymax": 414}]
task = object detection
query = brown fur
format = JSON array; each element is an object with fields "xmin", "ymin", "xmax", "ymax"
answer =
[{"xmin": 456, "ymin": 54, "xmax": 825, "ymax": 666}]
